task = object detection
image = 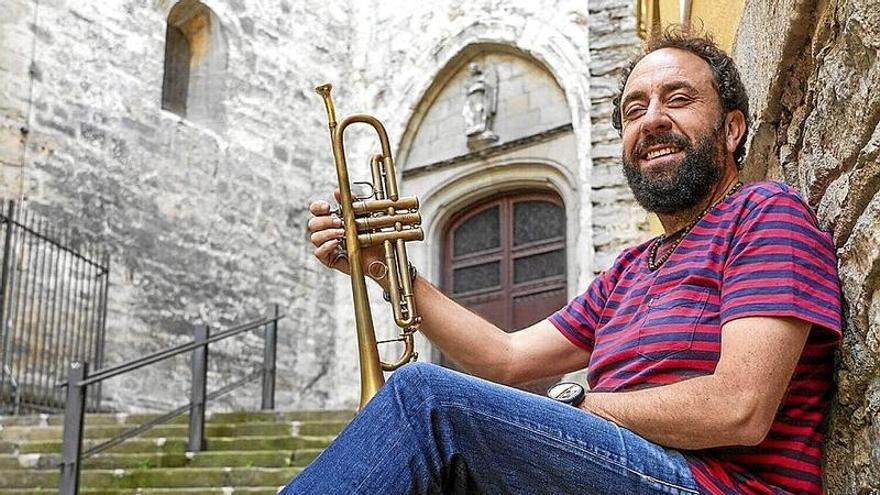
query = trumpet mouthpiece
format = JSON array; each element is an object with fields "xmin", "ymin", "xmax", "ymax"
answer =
[
  {"xmin": 315, "ymin": 83, "xmax": 336, "ymax": 126},
  {"xmin": 315, "ymin": 83, "xmax": 333, "ymax": 96}
]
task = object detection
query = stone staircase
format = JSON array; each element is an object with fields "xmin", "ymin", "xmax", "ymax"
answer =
[{"xmin": 0, "ymin": 409, "xmax": 353, "ymax": 494}]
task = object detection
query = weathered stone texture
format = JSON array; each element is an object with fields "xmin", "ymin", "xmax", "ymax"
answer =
[
  {"xmin": 344, "ymin": 0, "xmax": 642, "ymax": 298},
  {"xmin": 587, "ymin": 0, "xmax": 648, "ymax": 274},
  {"xmin": 735, "ymin": 0, "xmax": 880, "ymax": 491},
  {"xmin": 0, "ymin": 0, "xmax": 641, "ymax": 412},
  {"xmin": 1, "ymin": 0, "xmax": 354, "ymax": 411},
  {"xmin": 403, "ymin": 52, "xmax": 569, "ymax": 169}
]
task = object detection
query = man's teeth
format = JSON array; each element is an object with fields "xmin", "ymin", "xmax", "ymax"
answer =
[{"xmin": 646, "ymin": 147, "xmax": 679, "ymax": 160}]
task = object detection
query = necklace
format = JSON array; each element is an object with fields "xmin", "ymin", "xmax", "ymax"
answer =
[{"xmin": 647, "ymin": 181, "xmax": 743, "ymax": 271}]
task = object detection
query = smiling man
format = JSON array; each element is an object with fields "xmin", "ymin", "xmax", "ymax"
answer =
[{"xmin": 285, "ymin": 28, "xmax": 842, "ymax": 495}]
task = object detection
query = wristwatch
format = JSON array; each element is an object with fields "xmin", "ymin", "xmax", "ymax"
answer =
[{"xmin": 547, "ymin": 382, "xmax": 586, "ymax": 407}]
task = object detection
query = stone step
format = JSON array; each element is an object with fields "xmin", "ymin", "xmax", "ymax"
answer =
[
  {"xmin": 0, "ymin": 466, "xmax": 302, "ymax": 489},
  {"xmin": 0, "ymin": 410, "xmax": 355, "ymax": 427},
  {"xmin": 0, "ymin": 448, "xmax": 324, "ymax": 470},
  {"xmin": 0, "ymin": 420, "xmax": 349, "ymax": 442},
  {"xmin": 0, "ymin": 488, "xmax": 285, "ymax": 495},
  {"xmin": 17, "ymin": 435, "xmax": 333, "ymax": 455}
]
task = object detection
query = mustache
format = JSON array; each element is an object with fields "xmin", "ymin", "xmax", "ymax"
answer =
[{"xmin": 632, "ymin": 132, "xmax": 692, "ymax": 159}]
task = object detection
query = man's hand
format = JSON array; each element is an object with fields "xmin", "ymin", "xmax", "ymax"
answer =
[{"xmin": 307, "ymin": 195, "xmax": 386, "ymax": 286}]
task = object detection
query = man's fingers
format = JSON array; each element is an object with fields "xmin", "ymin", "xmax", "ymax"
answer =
[
  {"xmin": 311, "ymin": 228, "xmax": 344, "ymax": 248},
  {"xmin": 308, "ymin": 192, "xmax": 349, "ymax": 275},
  {"xmin": 313, "ymin": 238, "xmax": 339, "ymax": 261},
  {"xmin": 307, "ymin": 215, "xmax": 341, "ymax": 233},
  {"xmin": 309, "ymin": 200, "xmax": 331, "ymax": 216},
  {"xmin": 313, "ymin": 239, "xmax": 349, "ymax": 272}
]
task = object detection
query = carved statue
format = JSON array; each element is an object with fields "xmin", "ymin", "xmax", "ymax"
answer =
[{"xmin": 462, "ymin": 63, "xmax": 499, "ymax": 148}]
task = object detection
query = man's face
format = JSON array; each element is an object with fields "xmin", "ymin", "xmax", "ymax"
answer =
[{"xmin": 618, "ymin": 48, "xmax": 727, "ymax": 214}]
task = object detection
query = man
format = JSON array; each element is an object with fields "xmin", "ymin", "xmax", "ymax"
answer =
[{"xmin": 286, "ymin": 28, "xmax": 841, "ymax": 494}]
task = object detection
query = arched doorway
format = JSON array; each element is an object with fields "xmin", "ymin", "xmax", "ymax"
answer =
[{"xmin": 441, "ymin": 190, "xmax": 566, "ymax": 393}]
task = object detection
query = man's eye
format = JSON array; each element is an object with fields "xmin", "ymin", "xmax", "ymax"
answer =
[
  {"xmin": 624, "ymin": 107, "xmax": 645, "ymax": 119},
  {"xmin": 668, "ymin": 95, "xmax": 691, "ymax": 105}
]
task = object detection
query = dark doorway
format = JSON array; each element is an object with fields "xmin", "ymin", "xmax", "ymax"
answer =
[{"xmin": 441, "ymin": 191, "xmax": 566, "ymax": 393}]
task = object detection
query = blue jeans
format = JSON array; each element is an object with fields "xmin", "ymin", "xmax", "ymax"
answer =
[{"xmin": 281, "ymin": 363, "xmax": 699, "ymax": 495}]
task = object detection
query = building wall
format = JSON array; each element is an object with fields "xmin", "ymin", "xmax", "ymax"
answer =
[
  {"xmin": 5, "ymin": 0, "xmax": 873, "ymax": 490},
  {"xmin": 0, "ymin": 1, "xmax": 642, "ymax": 411},
  {"xmin": 734, "ymin": 0, "xmax": 880, "ymax": 491},
  {"xmin": 0, "ymin": 0, "xmax": 357, "ymax": 411}
]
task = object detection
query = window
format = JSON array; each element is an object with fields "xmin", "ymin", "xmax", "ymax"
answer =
[{"xmin": 162, "ymin": 1, "xmax": 227, "ymax": 130}]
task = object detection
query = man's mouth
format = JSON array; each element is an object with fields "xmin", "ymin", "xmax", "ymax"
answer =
[{"xmin": 642, "ymin": 145, "xmax": 682, "ymax": 162}]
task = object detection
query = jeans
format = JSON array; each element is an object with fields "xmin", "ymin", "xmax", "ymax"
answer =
[{"xmin": 281, "ymin": 362, "xmax": 699, "ymax": 495}]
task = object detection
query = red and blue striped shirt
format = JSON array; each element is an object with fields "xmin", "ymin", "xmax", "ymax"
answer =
[{"xmin": 549, "ymin": 181, "xmax": 842, "ymax": 494}]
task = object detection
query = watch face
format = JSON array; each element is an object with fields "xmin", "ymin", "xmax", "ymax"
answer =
[{"xmin": 548, "ymin": 383, "xmax": 581, "ymax": 402}]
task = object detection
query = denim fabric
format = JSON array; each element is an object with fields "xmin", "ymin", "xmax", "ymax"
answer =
[{"xmin": 281, "ymin": 363, "xmax": 699, "ymax": 495}]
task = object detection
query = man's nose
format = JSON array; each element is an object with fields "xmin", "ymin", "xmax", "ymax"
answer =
[{"xmin": 639, "ymin": 101, "xmax": 672, "ymax": 135}]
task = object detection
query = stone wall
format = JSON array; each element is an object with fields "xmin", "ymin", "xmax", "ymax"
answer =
[
  {"xmin": 349, "ymin": 0, "xmax": 642, "ymax": 293},
  {"xmin": 0, "ymin": 0, "xmax": 641, "ymax": 411},
  {"xmin": 587, "ymin": 0, "xmax": 648, "ymax": 272},
  {"xmin": 337, "ymin": 0, "xmax": 642, "ymax": 362},
  {"xmin": 734, "ymin": 0, "xmax": 880, "ymax": 491},
  {"xmin": 0, "ymin": 0, "xmax": 356, "ymax": 411},
  {"xmin": 403, "ymin": 51, "xmax": 569, "ymax": 169}
]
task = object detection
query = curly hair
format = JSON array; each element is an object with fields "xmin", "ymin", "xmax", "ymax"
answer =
[{"xmin": 611, "ymin": 25, "xmax": 751, "ymax": 168}]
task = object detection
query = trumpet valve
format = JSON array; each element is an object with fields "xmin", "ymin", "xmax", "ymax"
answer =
[
  {"xmin": 352, "ymin": 196, "xmax": 419, "ymax": 215},
  {"xmin": 357, "ymin": 228, "xmax": 424, "ymax": 248},
  {"xmin": 354, "ymin": 212, "xmax": 422, "ymax": 232}
]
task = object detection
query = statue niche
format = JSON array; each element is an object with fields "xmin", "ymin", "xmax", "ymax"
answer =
[{"xmin": 462, "ymin": 63, "xmax": 499, "ymax": 149}]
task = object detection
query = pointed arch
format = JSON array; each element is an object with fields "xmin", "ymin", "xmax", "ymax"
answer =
[{"xmin": 387, "ymin": 19, "xmax": 597, "ymax": 294}]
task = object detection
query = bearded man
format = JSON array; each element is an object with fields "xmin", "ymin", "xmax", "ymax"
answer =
[{"xmin": 285, "ymin": 28, "xmax": 841, "ymax": 495}]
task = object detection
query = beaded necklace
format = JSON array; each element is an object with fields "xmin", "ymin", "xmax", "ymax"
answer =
[{"xmin": 647, "ymin": 181, "xmax": 743, "ymax": 271}]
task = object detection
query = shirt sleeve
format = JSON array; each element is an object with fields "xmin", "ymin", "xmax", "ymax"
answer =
[
  {"xmin": 721, "ymin": 190, "xmax": 842, "ymax": 342},
  {"xmin": 548, "ymin": 270, "xmax": 610, "ymax": 354}
]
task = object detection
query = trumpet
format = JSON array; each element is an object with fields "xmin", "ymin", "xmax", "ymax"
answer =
[{"xmin": 315, "ymin": 83, "xmax": 423, "ymax": 409}]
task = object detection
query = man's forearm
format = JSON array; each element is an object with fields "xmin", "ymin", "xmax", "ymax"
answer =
[
  {"xmin": 396, "ymin": 275, "xmax": 515, "ymax": 382},
  {"xmin": 581, "ymin": 374, "xmax": 765, "ymax": 450}
]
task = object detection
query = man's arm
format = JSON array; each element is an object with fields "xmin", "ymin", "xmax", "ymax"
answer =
[
  {"xmin": 409, "ymin": 275, "xmax": 590, "ymax": 385},
  {"xmin": 308, "ymin": 198, "xmax": 590, "ymax": 385},
  {"xmin": 581, "ymin": 316, "xmax": 810, "ymax": 450}
]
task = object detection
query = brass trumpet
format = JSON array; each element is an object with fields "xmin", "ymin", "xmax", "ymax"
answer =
[{"xmin": 315, "ymin": 83, "xmax": 423, "ymax": 409}]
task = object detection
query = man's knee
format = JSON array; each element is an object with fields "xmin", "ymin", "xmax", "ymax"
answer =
[
  {"xmin": 387, "ymin": 361, "xmax": 443, "ymax": 387},
  {"xmin": 385, "ymin": 362, "xmax": 466, "ymax": 402}
]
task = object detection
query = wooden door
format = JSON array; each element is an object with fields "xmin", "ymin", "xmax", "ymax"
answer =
[{"xmin": 441, "ymin": 192, "xmax": 567, "ymax": 393}]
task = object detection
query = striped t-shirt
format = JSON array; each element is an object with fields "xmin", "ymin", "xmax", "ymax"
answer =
[{"xmin": 549, "ymin": 181, "xmax": 842, "ymax": 494}]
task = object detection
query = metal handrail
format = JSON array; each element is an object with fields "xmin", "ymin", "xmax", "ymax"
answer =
[
  {"xmin": 58, "ymin": 305, "xmax": 283, "ymax": 495},
  {"xmin": 81, "ymin": 369, "xmax": 263, "ymax": 459},
  {"xmin": 58, "ymin": 314, "xmax": 284, "ymax": 388}
]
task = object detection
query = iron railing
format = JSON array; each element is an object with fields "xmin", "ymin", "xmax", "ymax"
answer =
[
  {"xmin": 0, "ymin": 201, "xmax": 110, "ymax": 414},
  {"xmin": 58, "ymin": 305, "xmax": 283, "ymax": 495}
]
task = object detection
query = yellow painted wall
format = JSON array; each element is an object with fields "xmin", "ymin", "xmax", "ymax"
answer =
[
  {"xmin": 636, "ymin": 0, "xmax": 745, "ymax": 52},
  {"xmin": 689, "ymin": 1, "xmax": 745, "ymax": 51}
]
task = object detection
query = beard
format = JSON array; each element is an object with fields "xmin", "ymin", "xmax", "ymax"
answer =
[{"xmin": 622, "ymin": 120, "xmax": 726, "ymax": 214}]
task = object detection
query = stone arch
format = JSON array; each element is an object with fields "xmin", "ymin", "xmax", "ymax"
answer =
[
  {"xmin": 158, "ymin": 0, "xmax": 244, "ymax": 47},
  {"xmin": 416, "ymin": 159, "xmax": 580, "ymax": 298},
  {"xmin": 160, "ymin": 0, "xmax": 228, "ymax": 131},
  {"xmin": 388, "ymin": 19, "xmax": 596, "ymax": 291},
  {"xmin": 388, "ymin": 20, "xmax": 592, "ymax": 152},
  {"xmin": 396, "ymin": 43, "xmax": 569, "ymax": 167}
]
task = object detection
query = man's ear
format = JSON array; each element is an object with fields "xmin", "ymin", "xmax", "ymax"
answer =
[{"xmin": 725, "ymin": 110, "xmax": 746, "ymax": 155}]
